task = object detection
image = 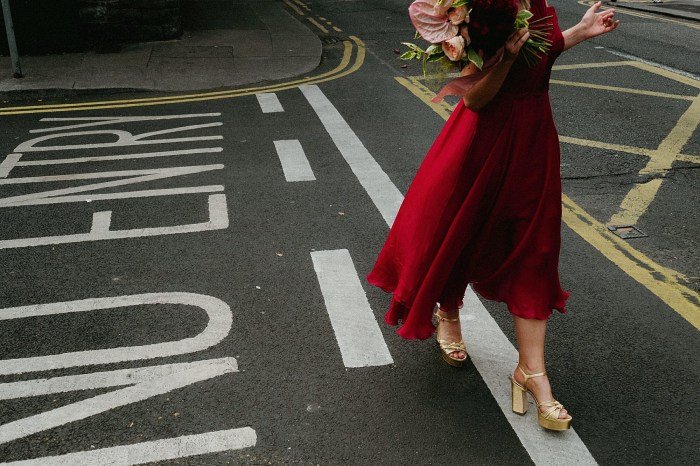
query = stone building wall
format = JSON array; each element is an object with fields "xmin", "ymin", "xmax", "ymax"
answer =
[
  {"xmin": 79, "ymin": 0, "xmax": 183, "ymax": 50},
  {"xmin": 1, "ymin": 0, "xmax": 183, "ymax": 54}
]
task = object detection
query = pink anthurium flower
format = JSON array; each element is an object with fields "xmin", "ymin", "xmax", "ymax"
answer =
[{"xmin": 409, "ymin": 0, "xmax": 459, "ymax": 44}]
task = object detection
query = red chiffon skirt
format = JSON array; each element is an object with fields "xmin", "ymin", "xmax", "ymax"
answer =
[{"xmin": 367, "ymin": 92, "xmax": 569, "ymax": 340}]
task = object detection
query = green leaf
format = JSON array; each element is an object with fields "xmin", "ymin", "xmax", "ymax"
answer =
[
  {"xmin": 452, "ymin": 0, "xmax": 469, "ymax": 7},
  {"xmin": 427, "ymin": 51, "xmax": 446, "ymax": 62},
  {"xmin": 467, "ymin": 48, "xmax": 483, "ymax": 70},
  {"xmin": 401, "ymin": 42, "xmax": 425, "ymax": 54},
  {"xmin": 400, "ymin": 51, "xmax": 418, "ymax": 60}
]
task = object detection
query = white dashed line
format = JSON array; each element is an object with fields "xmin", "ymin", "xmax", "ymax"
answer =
[
  {"xmin": 256, "ymin": 92, "xmax": 285, "ymax": 113},
  {"xmin": 274, "ymin": 139, "xmax": 316, "ymax": 181},
  {"xmin": 311, "ymin": 249, "xmax": 393, "ymax": 368}
]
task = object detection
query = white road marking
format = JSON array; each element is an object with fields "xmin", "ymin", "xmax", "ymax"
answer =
[
  {"xmin": 30, "ymin": 113, "xmax": 223, "ymax": 133},
  {"xmin": 0, "ymin": 154, "xmax": 21, "ymax": 178},
  {"xmin": 305, "ymin": 85, "xmax": 597, "ymax": 464},
  {"xmin": 3, "ymin": 428, "xmax": 256, "ymax": 465},
  {"xmin": 311, "ymin": 249, "xmax": 393, "ymax": 368},
  {"xmin": 29, "ymin": 113, "xmax": 221, "ymax": 133},
  {"xmin": 15, "ymin": 124, "xmax": 223, "ymax": 152},
  {"xmin": 0, "ymin": 358, "xmax": 238, "ymax": 399},
  {"xmin": 461, "ymin": 289, "xmax": 597, "ymax": 465},
  {"xmin": 0, "ymin": 165, "xmax": 224, "ymax": 184},
  {"xmin": 0, "ymin": 293, "xmax": 232, "ymax": 375},
  {"xmin": 299, "ymin": 84, "xmax": 404, "ymax": 226},
  {"xmin": 0, "ymin": 358, "xmax": 239, "ymax": 445},
  {"xmin": 0, "ymin": 164, "xmax": 224, "ymax": 207},
  {"xmin": 0, "ymin": 193, "xmax": 228, "ymax": 250},
  {"xmin": 256, "ymin": 92, "xmax": 285, "ymax": 113},
  {"xmin": 13, "ymin": 147, "xmax": 223, "ymax": 166},
  {"xmin": 274, "ymin": 140, "xmax": 316, "ymax": 182}
]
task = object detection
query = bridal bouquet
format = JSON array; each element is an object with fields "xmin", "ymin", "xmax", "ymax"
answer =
[{"xmin": 401, "ymin": 0, "xmax": 552, "ymax": 74}]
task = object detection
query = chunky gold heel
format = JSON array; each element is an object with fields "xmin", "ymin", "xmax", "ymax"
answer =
[
  {"xmin": 511, "ymin": 378, "xmax": 529, "ymax": 415},
  {"xmin": 510, "ymin": 366, "xmax": 572, "ymax": 431},
  {"xmin": 434, "ymin": 309, "xmax": 468, "ymax": 367}
]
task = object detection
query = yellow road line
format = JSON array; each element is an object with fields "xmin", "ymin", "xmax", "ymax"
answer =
[
  {"xmin": 609, "ymin": 94, "xmax": 700, "ymax": 226},
  {"xmin": 559, "ymin": 136, "xmax": 657, "ymax": 158},
  {"xmin": 550, "ymin": 79, "xmax": 696, "ymax": 101},
  {"xmin": 552, "ymin": 61, "xmax": 636, "ymax": 70},
  {"xmin": 283, "ymin": 0, "xmax": 304, "ymax": 16},
  {"xmin": 307, "ymin": 17, "xmax": 329, "ymax": 34},
  {"xmin": 629, "ymin": 62, "xmax": 700, "ymax": 90},
  {"xmin": 396, "ymin": 73, "xmax": 700, "ymax": 331},
  {"xmin": 676, "ymin": 153, "xmax": 700, "ymax": 164},
  {"xmin": 0, "ymin": 37, "xmax": 366, "ymax": 115},
  {"xmin": 395, "ymin": 76, "xmax": 453, "ymax": 120},
  {"xmin": 563, "ymin": 195, "xmax": 699, "ymax": 330}
]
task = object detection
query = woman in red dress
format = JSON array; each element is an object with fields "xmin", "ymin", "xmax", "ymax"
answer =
[{"xmin": 367, "ymin": 0, "xmax": 618, "ymax": 431}]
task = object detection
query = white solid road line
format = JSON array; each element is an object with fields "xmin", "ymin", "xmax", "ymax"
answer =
[
  {"xmin": 256, "ymin": 92, "xmax": 285, "ymax": 113},
  {"xmin": 300, "ymin": 84, "xmax": 404, "ymax": 226},
  {"xmin": 3, "ymin": 427, "xmax": 256, "ymax": 465},
  {"xmin": 304, "ymin": 85, "xmax": 597, "ymax": 465},
  {"xmin": 274, "ymin": 140, "xmax": 316, "ymax": 182},
  {"xmin": 311, "ymin": 249, "xmax": 393, "ymax": 368},
  {"xmin": 461, "ymin": 289, "xmax": 597, "ymax": 465}
]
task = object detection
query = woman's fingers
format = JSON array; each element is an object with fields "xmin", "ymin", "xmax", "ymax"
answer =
[{"xmin": 506, "ymin": 29, "xmax": 530, "ymax": 55}]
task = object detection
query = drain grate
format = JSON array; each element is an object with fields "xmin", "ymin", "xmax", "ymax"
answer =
[
  {"xmin": 607, "ymin": 225, "xmax": 648, "ymax": 239},
  {"xmin": 321, "ymin": 36, "xmax": 342, "ymax": 45}
]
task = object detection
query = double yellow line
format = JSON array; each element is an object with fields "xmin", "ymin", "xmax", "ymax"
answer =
[{"xmin": 0, "ymin": 36, "xmax": 366, "ymax": 116}]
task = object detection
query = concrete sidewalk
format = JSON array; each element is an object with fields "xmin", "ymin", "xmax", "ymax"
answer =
[
  {"xmin": 0, "ymin": 0, "xmax": 321, "ymax": 94},
  {"xmin": 608, "ymin": 0, "xmax": 700, "ymax": 21}
]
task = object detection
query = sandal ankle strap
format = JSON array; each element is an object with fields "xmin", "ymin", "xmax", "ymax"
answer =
[
  {"xmin": 517, "ymin": 366, "xmax": 547, "ymax": 383},
  {"xmin": 434, "ymin": 310, "xmax": 460, "ymax": 322}
]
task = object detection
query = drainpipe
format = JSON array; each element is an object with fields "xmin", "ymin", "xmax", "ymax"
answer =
[{"xmin": 1, "ymin": 0, "xmax": 22, "ymax": 78}]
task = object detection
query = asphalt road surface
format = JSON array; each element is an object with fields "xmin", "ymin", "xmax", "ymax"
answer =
[{"xmin": 0, "ymin": 0, "xmax": 698, "ymax": 464}]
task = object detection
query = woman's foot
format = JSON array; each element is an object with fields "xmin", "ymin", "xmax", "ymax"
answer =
[
  {"xmin": 513, "ymin": 365, "xmax": 569, "ymax": 420},
  {"xmin": 435, "ymin": 308, "xmax": 467, "ymax": 364}
]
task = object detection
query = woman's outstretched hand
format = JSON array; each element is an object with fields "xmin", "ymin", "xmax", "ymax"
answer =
[
  {"xmin": 579, "ymin": 1, "xmax": 620, "ymax": 39},
  {"xmin": 504, "ymin": 29, "xmax": 531, "ymax": 62},
  {"xmin": 563, "ymin": 1, "xmax": 619, "ymax": 51}
]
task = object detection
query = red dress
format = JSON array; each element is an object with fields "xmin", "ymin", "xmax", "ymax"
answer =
[{"xmin": 367, "ymin": 1, "xmax": 569, "ymax": 340}]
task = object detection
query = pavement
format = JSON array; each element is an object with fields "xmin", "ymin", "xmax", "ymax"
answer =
[
  {"xmin": 0, "ymin": 0, "xmax": 698, "ymax": 97},
  {"xmin": 0, "ymin": 0, "xmax": 321, "ymax": 95}
]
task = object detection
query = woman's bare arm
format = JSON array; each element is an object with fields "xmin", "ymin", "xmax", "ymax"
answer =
[
  {"xmin": 563, "ymin": 1, "xmax": 619, "ymax": 51},
  {"xmin": 462, "ymin": 29, "xmax": 530, "ymax": 111}
]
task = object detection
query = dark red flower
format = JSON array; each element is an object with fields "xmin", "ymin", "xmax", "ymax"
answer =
[{"xmin": 468, "ymin": 0, "xmax": 518, "ymax": 57}]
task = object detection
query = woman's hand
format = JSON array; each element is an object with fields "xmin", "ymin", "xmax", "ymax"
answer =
[
  {"xmin": 579, "ymin": 1, "xmax": 620, "ymax": 39},
  {"xmin": 563, "ymin": 1, "xmax": 619, "ymax": 51},
  {"xmin": 504, "ymin": 29, "xmax": 530, "ymax": 63}
]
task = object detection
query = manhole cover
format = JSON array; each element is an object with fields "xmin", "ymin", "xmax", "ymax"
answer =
[{"xmin": 607, "ymin": 225, "xmax": 648, "ymax": 239}]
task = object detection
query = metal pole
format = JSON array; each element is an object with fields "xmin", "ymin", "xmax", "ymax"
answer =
[{"xmin": 1, "ymin": 0, "xmax": 22, "ymax": 78}]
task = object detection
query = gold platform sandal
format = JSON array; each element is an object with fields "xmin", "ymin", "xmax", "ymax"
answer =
[
  {"xmin": 511, "ymin": 366, "xmax": 572, "ymax": 431},
  {"xmin": 434, "ymin": 310, "xmax": 468, "ymax": 367}
]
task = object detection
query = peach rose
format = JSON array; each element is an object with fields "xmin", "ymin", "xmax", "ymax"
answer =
[
  {"xmin": 442, "ymin": 35, "xmax": 465, "ymax": 61},
  {"xmin": 448, "ymin": 6, "xmax": 468, "ymax": 25},
  {"xmin": 459, "ymin": 23, "xmax": 471, "ymax": 46}
]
